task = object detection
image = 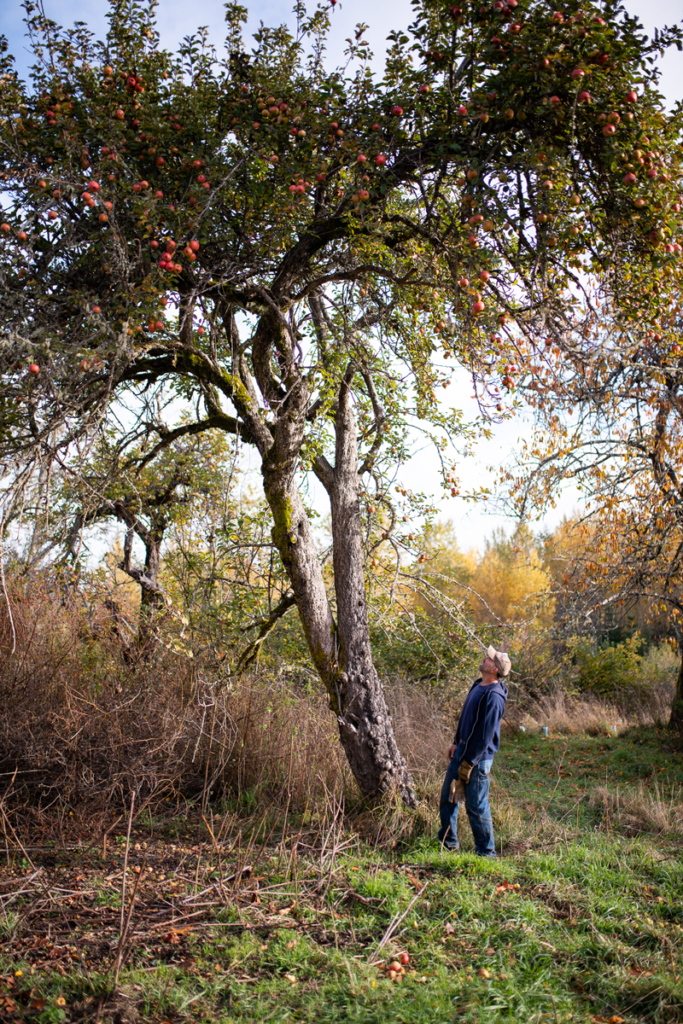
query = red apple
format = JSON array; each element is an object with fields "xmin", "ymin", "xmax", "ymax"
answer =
[
  {"xmin": 419, "ymin": 85, "xmax": 430, "ymax": 94},
  {"xmin": 391, "ymin": 105, "xmax": 403, "ymax": 116},
  {"xmin": 17, "ymin": 231, "xmax": 27, "ymax": 242},
  {"xmin": 359, "ymin": 190, "xmax": 369, "ymax": 200},
  {"xmin": 0, "ymin": 223, "xmax": 10, "ymax": 233},
  {"xmin": 316, "ymin": 172, "xmax": 326, "ymax": 182},
  {"xmin": 458, "ymin": 104, "xmax": 468, "ymax": 116},
  {"xmin": 98, "ymin": 213, "xmax": 109, "ymax": 222},
  {"xmin": 458, "ymin": 278, "xmax": 469, "ymax": 288},
  {"xmin": 399, "ymin": 953, "xmax": 410, "ymax": 965},
  {"xmin": 357, "ymin": 153, "xmax": 366, "ymax": 163},
  {"xmin": 28, "ymin": 363, "xmax": 40, "ymax": 375},
  {"xmin": 479, "ymin": 270, "xmax": 490, "ymax": 283},
  {"xmin": 578, "ymin": 91, "xmax": 591, "ymax": 103},
  {"xmin": 647, "ymin": 168, "xmax": 658, "ymax": 178},
  {"xmin": 80, "ymin": 360, "xmax": 90, "ymax": 371},
  {"xmin": 48, "ymin": 211, "xmax": 58, "ymax": 220},
  {"xmin": 549, "ymin": 96, "xmax": 561, "ymax": 106},
  {"xmin": 190, "ymin": 240, "xmax": 200, "ymax": 252},
  {"xmin": 603, "ymin": 124, "xmax": 616, "ymax": 136},
  {"xmin": 626, "ymin": 90, "xmax": 638, "ymax": 103},
  {"xmin": 472, "ymin": 300, "xmax": 485, "ymax": 313},
  {"xmin": 150, "ymin": 240, "xmax": 159, "ymax": 248},
  {"xmin": 197, "ymin": 326, "xmax": 205, "ymax": 334},
  {"xmin": 115, "ymin": 109, "xmax": 124, "ymax": 119},
  {"xmin": 375, "ymin": 154, "xmax": 387, "ymax": 166},
  {"xmin": 92, "ymin": 305, "xmax": 101, "ymax": 313},
  {"xmin": 623, "ymin": 172, "xmax": 637, "ymax": 185},
  {"xmin": 571, "ymin": 69, "xmax": 584, "ymax": 80}
]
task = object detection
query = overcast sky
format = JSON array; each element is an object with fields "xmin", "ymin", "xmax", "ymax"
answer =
[{"xmin": 1, "ymin": 0, "xmax": 681, "ymax": 551}]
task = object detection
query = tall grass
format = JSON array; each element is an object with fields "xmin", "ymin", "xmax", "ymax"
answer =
[{"xmin": 0, "ymin": 570, "xmax": 677, "ymax": 825}]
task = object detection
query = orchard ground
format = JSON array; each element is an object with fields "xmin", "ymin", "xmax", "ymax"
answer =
[{"xmin": 0, "ymin": 727, "xmax": 681, "ymax": 1024}]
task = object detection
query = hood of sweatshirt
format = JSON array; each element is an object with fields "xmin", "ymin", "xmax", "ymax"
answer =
[{"xmin": 490, "ymin": 680, "xmax": 508, "ymax": 701}]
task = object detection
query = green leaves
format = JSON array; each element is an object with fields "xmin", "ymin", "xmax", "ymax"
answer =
[{"xmin": 0, "ymin": 0, "xmax": 681, "ymax": 579}]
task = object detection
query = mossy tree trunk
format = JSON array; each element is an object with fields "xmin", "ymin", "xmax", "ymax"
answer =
[{"xmin": 231, "ymin": 308, "xmax": 417, "ymax": 806}]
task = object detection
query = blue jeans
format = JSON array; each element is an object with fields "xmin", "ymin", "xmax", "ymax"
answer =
[{"xmin": 438, "ymin": 747, "xmax": 496, "ymax": 856}]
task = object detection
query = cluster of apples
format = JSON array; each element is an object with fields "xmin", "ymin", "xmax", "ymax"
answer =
[{"xmin": 377, "ymin": 951, "xmax": 410, "ymax": 982}]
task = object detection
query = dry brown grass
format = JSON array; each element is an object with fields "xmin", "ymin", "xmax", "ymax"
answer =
[
  {"xmin": 528, "ymin": 691, "xmax": 623, "ymax": 736},
  {"xmin": 590, "ymin": 781, "xmax": 683, "ymax": 836},
  {"xmin": 1, "ymin": 570, "xmax": 677, "ymax": 837},
  {"xmin": 0, "ymin": 574, "xmax": 451, "ymax": 823},
  {"xmin": 504, "ymin": 687, "xmax": 672, "ymax": 737},
  {"xmin": 0, "ymin": 573, "xmax": 350, "ymax": 814}
]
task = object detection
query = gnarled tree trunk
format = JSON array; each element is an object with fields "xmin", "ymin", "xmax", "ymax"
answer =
[
  {"xmin": 241, "ymin": 311, "xmax": 417, "ymax": 805},
  {"xmin": 328, "ymin": 377, "xmax": 416, "ymax": 805}
]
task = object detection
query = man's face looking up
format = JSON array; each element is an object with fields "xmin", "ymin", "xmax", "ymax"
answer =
[{"xmin": 479, "ymin": 656, "xmax": 499, "ymax": 681}]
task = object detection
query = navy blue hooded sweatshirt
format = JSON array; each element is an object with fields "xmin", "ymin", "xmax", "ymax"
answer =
[{"xmin": 454, "ymin": 678, "xmax": 508, "ymax": 766}]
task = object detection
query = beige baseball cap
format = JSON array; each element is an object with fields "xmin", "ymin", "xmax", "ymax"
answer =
[{"xmin": 486, "ymin": 645, "xmax": 512, "ymax": 678}]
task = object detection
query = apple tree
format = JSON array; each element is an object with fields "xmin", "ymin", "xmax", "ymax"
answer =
[{"xmin": 0, "ymin": 0, "xmax": 681, "ymax": 803}]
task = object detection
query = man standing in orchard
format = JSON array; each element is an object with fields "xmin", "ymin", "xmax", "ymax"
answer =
[
  {"xmin": 2, "ymin": 0, "xmax": 682, "ymax": 804},
  {"xmin": 438, "ymin": 646, "xmax": 511, "ymax": 857}
]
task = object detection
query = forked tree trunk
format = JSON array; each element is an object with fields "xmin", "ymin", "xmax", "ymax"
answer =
[
  {"xmin": 118, "ymin": 519, "xmax": 166, "ymax": 653},
  {"xmin": 258, "ymin": 361, "xmax": 417, "ymax": 805},
  {"xmin": 137, "ymin": 529, "xmax": 165, "ymax": 650}
]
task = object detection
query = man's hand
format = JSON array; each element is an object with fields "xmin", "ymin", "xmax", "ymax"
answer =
[
  {"xmin": 448, "ymin": 744, "xmax": 457, "ymax": 760},
  {"xmin": 457, "ymin": 761, "xmax": 473, "ymax": 785}
]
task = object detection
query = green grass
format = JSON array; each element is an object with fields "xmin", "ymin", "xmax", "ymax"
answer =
[{"xmin": 0, "ymin": 727, "xmax": 681, "ymax": 1023}]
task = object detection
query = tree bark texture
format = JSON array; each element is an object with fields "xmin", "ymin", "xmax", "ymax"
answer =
[
  {"xmin": 239, "ymin": 315, "xmax": 417, "ymax": 805},
  {"xmin": 328, "ymin": 380, "xmax": 417, "ymax": 806}
]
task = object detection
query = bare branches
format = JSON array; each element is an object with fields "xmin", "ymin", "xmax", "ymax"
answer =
[{"xmin": 235, "ymin": 591, "xmax": 297, "ymax": 673}]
